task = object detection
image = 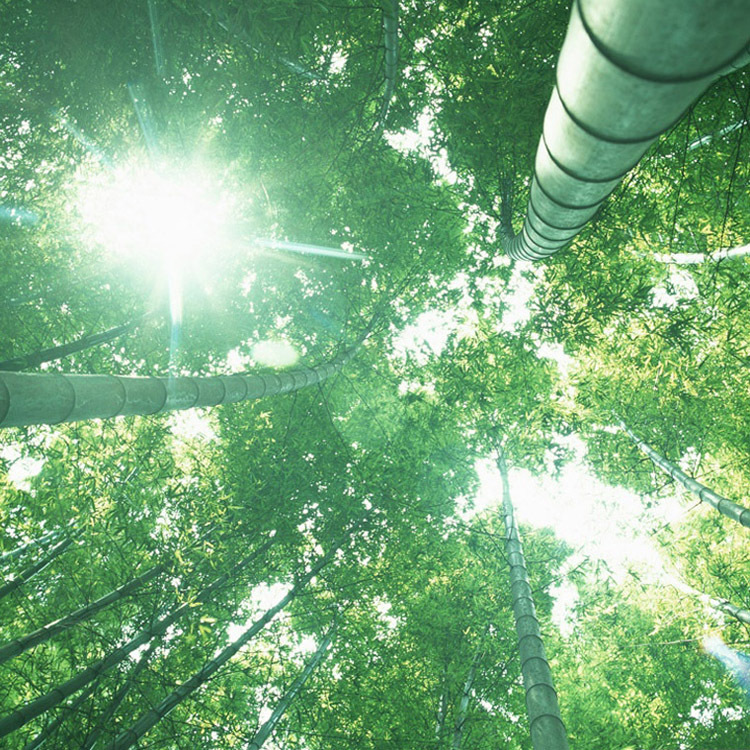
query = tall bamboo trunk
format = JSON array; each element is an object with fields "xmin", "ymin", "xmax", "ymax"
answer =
[
  {"xmin": 108, "ymin": 551, "xmax": 333, "ymax": 750},
  {"xmin": 247, "ymin": 625, "xmax": 335, "ymax": 750},
  {"xmin": 0, "ymin": 345, "xmax": 357, "ymax": 429},
  {"xmin": 619, "ymin": 421, "xmax": 750, "ymax": 529},
  {"xmin": 0, "ymin": 563, "xmax": 163, "ymax": 665},
  {"xmin": 0, "ymin": 536, "xmax": 75, "ymax": 603},
  {"xmin": 0, "ymin": 536, "xmax": 275, "ymax": 739},
  {"xmin": 0, "ymin": 313, "xmax": 154, "ymax": 372},
  {"xmin": 501, "ymin": 0, "xmax": 750, "ymax": 261},
  {"xmin": 497, "ymin": 451, "xmax": 569, "ymax": 750}
]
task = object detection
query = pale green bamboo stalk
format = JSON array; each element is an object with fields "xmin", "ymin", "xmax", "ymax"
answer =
[
  {"xmin": 652, "ymin": 241, "xmax": 750, "ymax": 264},
  {"xmin": 0, "ymin": 526, "xmax": 68, "ymax": 566},
  {"xmin": 247, "ymin": 625, "xmax": 335, "ymax": 750},
  {"xmin": 0, "ymin": 346, "xmax": 356, "ymax": 429},
  {"xmin": 713, "ymin": 598, "xmax": 750, "ymax": 626},
  {"xmin": 619, "ymin": 421, "xmax": 750, "ymax": 529},
  {"xmin": 109, "ymin": 552, "xmax": 332, "ymax": 750},
  {"xmin": 497, "ymin": 451, "xmax": 569, "ymax": 750},
  {"xmin": 501, "ymin": 0, "xmax": 750, "ymax": 261}
]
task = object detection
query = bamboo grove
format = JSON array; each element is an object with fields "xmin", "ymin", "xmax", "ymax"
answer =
[{"xmin": 1, "ymin": 0, "xmax": 750, "ymax": 748}]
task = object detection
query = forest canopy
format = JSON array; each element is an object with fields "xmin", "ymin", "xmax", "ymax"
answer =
[{"xmin": 1, "ymin": 1, "xmax": 750, "ymax": 748}]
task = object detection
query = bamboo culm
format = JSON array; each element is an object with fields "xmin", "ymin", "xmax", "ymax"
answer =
[
  {"xmin": 247, "ymin": 625, "xmax": 335, "ymax": 750},
  {"xmin": 80, "ymin": 636, "xmax": 162, "ymax": 750},
  {"xmin": 0, "ymin": 524, "xmax": 71, "ymax": 566},
  {"xmin": 0, "ymin": 313, "xmax": 153, "ymax": 372},
  {"xmin": 0, "ymin": 346, "xmax": 357, "ymax": 429},
  {"xmin": 0, "ymin": 536, "xmax": 275, "ymax": 739},
  {"xmin": 377, "ymin": 0, "xmax": 399, "ymax": 126},
  {"xmin": 109, "ymin": 551, "xmax": 333, "ymax": 750},
  {"xmin": 0, "ymin": 564, "xmax": 163, "ymax": 665},
  {"xmin": 0, "ymin": 536, "xmax": 75, "ymax": 603},
  {"xmin": 619, "ymin": 421, "xmax": 750, "ymax": 529},
  {"xmin": 501, "ymin": 1, "xmax": 750, "ymax": 261},
  {"xmin": 451, "ymin": 645, "xmax": 483, "ymax": 750},
  {"xmin": 498, "ymin": 450, "xmax": 569, "ymax": 750}
]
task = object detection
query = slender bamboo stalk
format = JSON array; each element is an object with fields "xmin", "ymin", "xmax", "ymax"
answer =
[
  {"xmin": 0, "ymin": 526, "xmax": 68, "ymax": 566},
  {"xmin": 21, "ymin": 680, "xmax": 100, "ymax": 750},
  {"xmin": 619, "ymin": 421, "xmax": 750, "ymax": 529},
  {"xmin": 377, "ymin": 0, "xmax": 399, "ymax": 126},
  {"xmin": 451, "ymin": 645, "xmax": 483, "ymax": 750},
  {"xmin": 247, "ymin": 625, "xmax": 335, "ymax": 750},
  {"xmin": 0, "ymin": 313, "xmax": 154, "ymax": 372},
  {"xmin": 0, "ymin": 536, "xmax": 275, "ymax": 739},
  {"xmin": 652, "ymin": 242, "xmax": 750, "ymax": 264},
  {"xmin": 497, "ymin": 450, "xmax": 569, "ymax": 750},
  {"xmin": 0, "ymin": 564, "xmax": 163, "ymax": 665},
  {"xmin": 0, "ymin": 345, "xmax": 357, "ymax": 429},
  {"xmin": 0, "ymin": 536, "xmax": 74, "ymax": 603},
  {"xmin": 80, "ymin": 636, "xmax": 162, "ymax": 750},
  {"xmin": 687, "ymin": 119, "xmax": 748, "ymax": 152},
  {"xmin": 713, "ymin": 598, "xmax": 750, "ymax": 626},
  {"xmin": 109, "ymin": 552, "xmax": 333, "ymax": 750}
]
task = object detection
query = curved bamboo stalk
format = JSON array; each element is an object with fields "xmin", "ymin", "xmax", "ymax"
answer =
[
  {"xmin": 247, "ymin": 625, "xmax": 335, "ymax": 750},
  {"xmin": 0, "ymin": 313, "xmax": 155, "ymax": 372},
  {"xmin": 619, "ymin": 421, "xmax": 750, "ymax": 529},
  {"xmin": 0, "ymin": 536, "xmax": 275, "ymax": 739},
  {"xmin": 497, "ymin": 451, "xmax": 569, "ymax": 750},
  {"xmin": 0, "ymin": 345, "xmax": 357, "ymax": 429},
  {"xmin": 501, "ymin": 0, "xmax": 750, "ymax": 261},
  {"xmin": 109, "ymin": 552, "xmax": 332, "ymax": 750}
]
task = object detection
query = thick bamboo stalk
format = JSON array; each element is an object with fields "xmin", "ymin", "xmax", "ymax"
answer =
[
  {"xmin": 0, "ymin": 536, "xmax": 74, "ymax": 603},
  {"xmin": 501, "ymin": 0, "xmax": 750, "ymax": 261},
  {"xmin": 0, "ymin": 346, "xmax": 356, "ymax": 429},
  {"xmin": 0, "ymin": 536, "xmax": 274, "ymax": 739},
  {"xmin": 0, "ymin": 564, "xmax": 163, "ymax": 665},
  {"xmin": 498, "ymin": 451, "xmax": 569, "ymax": 750},
  {"xmin": 0, "ymin": 313, "xmax": 154, "ymax": 372},
  {"xmin": 619, "ymin": 422, "xmax": 750, "ymax": 529},
  {"xmin": 108, "ymin": 552, "xmax": 332, "ymax": 750},
  {"xmin": 247, "ymin": 626, "xmax": 335, "ymax": 750}
]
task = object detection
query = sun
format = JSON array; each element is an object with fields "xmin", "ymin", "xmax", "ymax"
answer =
[{"xmin": 78, "ymin": 162, "xmax": 233, "ymax": 268}]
